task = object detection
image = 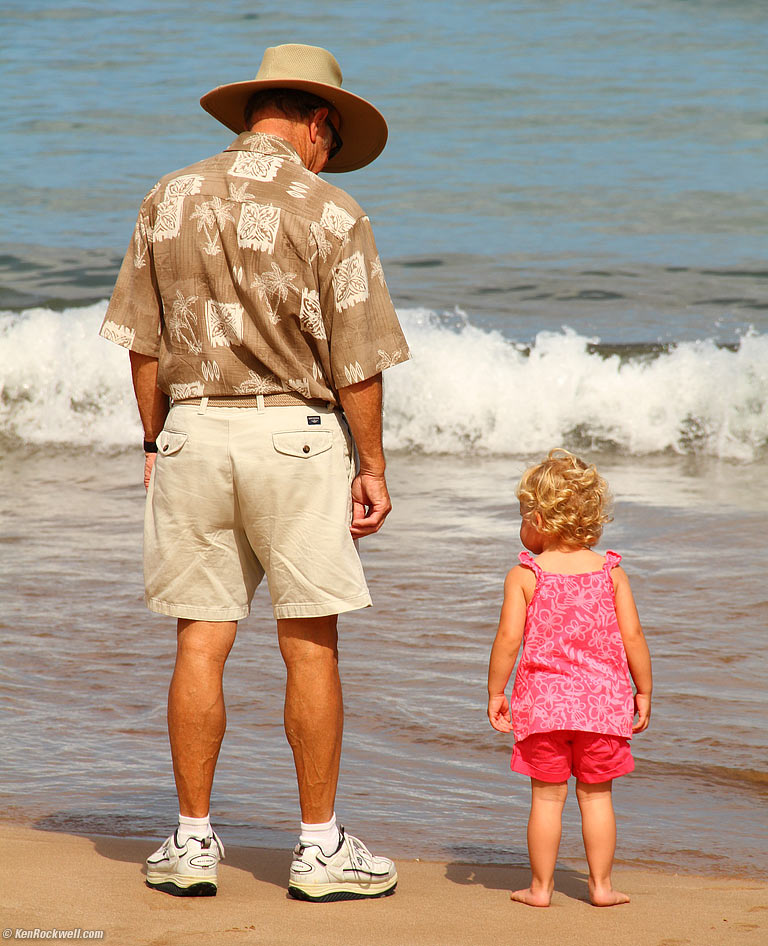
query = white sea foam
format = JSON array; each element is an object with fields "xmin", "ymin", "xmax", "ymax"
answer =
[
  {"xmin": 0, "ymin": 302, "xmax": 139, "ymax": 448},
  {"xmin": 1, "ymin": 303, "xmax": 767, "ymax": 460},
  {"xmin": 387, "ymin": 310, "xmax": 768, "ymax": 461}
]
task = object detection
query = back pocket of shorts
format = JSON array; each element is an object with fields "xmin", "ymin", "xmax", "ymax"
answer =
[
  {"xmin": 157, "ymin": 430, "xmax": 189, "ymax": 456},
  {"xmin": 272, "ymin": 430, "xmax": 333, "ymax": 458}
]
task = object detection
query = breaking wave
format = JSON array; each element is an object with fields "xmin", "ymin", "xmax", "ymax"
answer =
[{"xmin": 1, "ymin": 303, "xmax": 766, "ymax": 461}]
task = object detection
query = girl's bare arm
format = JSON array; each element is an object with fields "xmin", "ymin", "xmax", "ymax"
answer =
[
  {"xmin": 614, "ymin": 567, "xmax": 653, "ymax": 732},
  {"xmin": 487, "ymin": 566, "xmax": 529, "ymax": 732}
]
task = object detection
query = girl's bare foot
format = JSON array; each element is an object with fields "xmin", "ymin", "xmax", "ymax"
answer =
[
  {"xmin": 589, "ymin": 880, "xmax": 630, "ymax": 906},
  {"xmin": 510, "ymin": 886, "xmax": 552, "ymax": 907}
]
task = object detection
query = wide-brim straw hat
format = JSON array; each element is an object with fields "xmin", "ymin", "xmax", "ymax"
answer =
[{"xmin": 200, "ymin": 44, "xmax": 388, "ymax": 173}]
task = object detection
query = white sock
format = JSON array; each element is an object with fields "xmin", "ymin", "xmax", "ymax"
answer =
[
  {"xmin": 299, "ymin": 814, "xmax": 340, "ymax": 855},
  {"xmin": 177, "ymin": 813, "xmax": 212, "ymax": 844}
]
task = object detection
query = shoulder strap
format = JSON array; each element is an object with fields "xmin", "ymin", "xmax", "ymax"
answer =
[
  {"xmin": 603, "ymin": 549, "xmax": 622, "ymax": 571},
  {"xmin": 518, "ymin": 550, "xmax": 542, "ymax": 576}
]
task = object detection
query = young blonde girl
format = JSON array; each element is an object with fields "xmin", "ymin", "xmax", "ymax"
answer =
[{"xmin": 487, "ymin": 449, "xmax": 652, "ymax": 907}]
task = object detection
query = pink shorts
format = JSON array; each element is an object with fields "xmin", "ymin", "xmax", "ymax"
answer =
[{"xmin": 511, "ymin": 730, "xmax": 634, "ymax": 784}]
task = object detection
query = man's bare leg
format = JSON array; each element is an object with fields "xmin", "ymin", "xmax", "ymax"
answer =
[
  {"xmin": 168, "ymin": 619, "xmax": 237, "ymax": 817},
  {"xmin": 576, "ymin": 779, "xmax": 630, "ymax": 906},
  {"xmin": 277, "ymin": 615, "xmax": 343, "ymax": 824}
]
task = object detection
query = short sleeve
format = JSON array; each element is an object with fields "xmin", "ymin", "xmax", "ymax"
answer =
[
  {"xmin": 99, "ymin": 205, "xmax": 164, "ymax": 356},
  {"xmin": 321, "ymin": 215, "xmax": 410, "ymax": 388}
]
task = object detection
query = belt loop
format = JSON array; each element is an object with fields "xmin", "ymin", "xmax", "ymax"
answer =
[
  {"xmin": 257, "ymin": 394, "xmax": 265, "ymax": 413},
  {"xmin": 197, "ymin": 396, "xmax": 209, "ymax": 415}
]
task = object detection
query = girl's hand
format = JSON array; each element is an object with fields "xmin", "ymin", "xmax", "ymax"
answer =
[
  {"xmin": 488, "ymin": 694, "xmax": 512, "ymax": 733},
  {"xmin": 633, "ymin": 692, "xmax": 651, "ymax": 732}
]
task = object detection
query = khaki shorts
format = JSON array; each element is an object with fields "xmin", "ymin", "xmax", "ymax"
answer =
[{"xmin": 144, "ymin": 402, "xmax": 371, "ymax": 621}]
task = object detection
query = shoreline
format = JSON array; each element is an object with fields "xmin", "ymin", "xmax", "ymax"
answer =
[{"xmin": 4, "ymin": 824, "xmax": 767, "ymax": 946}]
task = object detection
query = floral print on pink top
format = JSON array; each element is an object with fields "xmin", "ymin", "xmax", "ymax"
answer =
[{"xmin": 509, "ymin": 550, "xmax": 634, "ymax": 742}]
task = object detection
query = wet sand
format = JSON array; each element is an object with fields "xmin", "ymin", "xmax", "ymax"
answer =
[{"xmin": 3, "ymin": 824, "xmax": 767, "ymax": 946}]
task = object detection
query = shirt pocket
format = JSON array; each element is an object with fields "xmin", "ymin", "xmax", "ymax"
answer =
[
  {"xmin": 272, "ymin": 430, "xmax": 333, "ymax": 459},
  {"xmin": 156, "ymin": 429, "xmax": 189, "ymax": 457}
]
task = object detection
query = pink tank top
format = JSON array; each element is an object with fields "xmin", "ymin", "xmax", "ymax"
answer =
[{"xmin": 509, "ymin": 550, "xmax": 634, "ymax": 741}]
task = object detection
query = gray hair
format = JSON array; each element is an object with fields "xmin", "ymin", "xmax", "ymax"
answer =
[{"xmin": 244, "ymin": 89, "xmax": 332, "ymax": 128}]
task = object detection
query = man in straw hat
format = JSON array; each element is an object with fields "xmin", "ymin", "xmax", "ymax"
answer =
[{"xmin": 100, "ymin": 44, "xmax": 409, "ymax": 902}]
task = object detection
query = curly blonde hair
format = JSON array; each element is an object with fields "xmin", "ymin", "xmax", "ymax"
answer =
[{"xmin": 516, "ymin": 449, "xmax": 613, "ymax": 547}]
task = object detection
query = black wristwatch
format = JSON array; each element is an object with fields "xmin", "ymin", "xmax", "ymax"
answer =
[{"xmin": 143, "ymin": 439, "xmax": 158, "ymax": 454}]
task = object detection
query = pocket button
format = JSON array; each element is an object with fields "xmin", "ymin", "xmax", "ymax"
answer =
[{"xmin": 303, "ymin": 444, "xmax": 311, "ymax": 454}]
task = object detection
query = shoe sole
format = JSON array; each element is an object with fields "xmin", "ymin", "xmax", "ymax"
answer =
[
  {"xmin": 146, "ymin": 877, "xmax": 218, "ymax": 897},
  {"xmin": 288, "ymin": 878, "xmax": 397, "ymax": 903}
]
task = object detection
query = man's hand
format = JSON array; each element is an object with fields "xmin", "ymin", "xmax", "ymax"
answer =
[
  {"xmin": 337, "ymin": 375, "xmax": 392, "ymax": 539},
  {"xmin": 144, "ymin": 452, "xmax": 157, "ymax": 490},
  {"xmin": 350, "ymin": 471, "xmax": 392, "ymax": 538},
  {"xmin": 129, "ymin": 351, "xmax": 168, "ymax": 490}
]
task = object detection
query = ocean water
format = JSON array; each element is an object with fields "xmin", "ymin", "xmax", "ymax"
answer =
[{"xmin": 1, "ymin": 0, "xmax": 767, "ymax": 878}]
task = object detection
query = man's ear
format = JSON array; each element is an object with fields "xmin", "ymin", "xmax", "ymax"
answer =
[{"xmin": 308, "ymin": 107, "xmax": 330, "ymax": 144}]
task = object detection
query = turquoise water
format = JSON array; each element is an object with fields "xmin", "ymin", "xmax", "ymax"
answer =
[
  {"xmin": 3, "ymin": 0, "xmax": 766, "ymax": 349},
  {"xmin": 3, "ymin": 0, "xmax": 767, "ymax": 266}
]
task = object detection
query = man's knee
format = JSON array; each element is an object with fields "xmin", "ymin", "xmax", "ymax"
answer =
[
  {"xmin": 176, "ymin": 619, "xmax": 238, "ymax": 666},
  {"xmin": 277, "ymin": 615, "xmax": 339, "ymax": 667}
]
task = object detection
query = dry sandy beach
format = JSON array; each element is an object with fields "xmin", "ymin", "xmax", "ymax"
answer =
[{"xmin": 3, "ymin": 824, "xmax": 766, "ymax": 946}]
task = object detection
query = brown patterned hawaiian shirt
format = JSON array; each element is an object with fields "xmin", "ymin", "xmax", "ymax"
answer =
[{"xmin": 100, "ymin": 132, "xmax": 409, "ymax": 404}]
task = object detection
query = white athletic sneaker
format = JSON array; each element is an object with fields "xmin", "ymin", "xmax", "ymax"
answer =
[
  {"xmin": 145, "ymin": 830, "xmax": 225, "ymax": 897},
  {"xmin": 288, "ymin": 827, "xmax": 397, "ymax": 902}
]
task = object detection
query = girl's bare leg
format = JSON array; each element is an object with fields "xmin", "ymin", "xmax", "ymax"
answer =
[
  {"xmin": 575, "ymin": 779, "xmax": 630, "ymax": 906},
  {"xmin": 511, "ymin": 778, "xmax": 568, "ymax": 906}
]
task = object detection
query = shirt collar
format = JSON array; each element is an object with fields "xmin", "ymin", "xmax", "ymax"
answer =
[{"xmin": 225, "ymin": 132, "xmax": 304, "ymax": 167}]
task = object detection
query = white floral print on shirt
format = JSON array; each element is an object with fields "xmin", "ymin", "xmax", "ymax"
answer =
[
  {"xmin": 235, "ymin": 370, "xmax": 281, "ymax": 394},
  {"xmin": 229, "ymin": 151, "xmax": 284, "ymax": 182},
  {"xmin": 101, "ymin": 320, "xmax": 136, "ymax": 348},
  {"xmin": 332, "ymin": 252, "xmax": 369, "ymax": 312},
  {"xmin": 169, "ymin": 380, "xmax": 205, "ymax": 400},
  {"xmin": 299, "ymin": 289, "xmax": 326, "ymax": 340},
  {"xmin": 320, "ymin": 201, "xmax": 356, "ymax": 241},
  {"xmin": 205, "ymin": 301, "xmax": 244, "ymax": 348},
  {"xmin": 237, "ymin": 202, "xmax": 281, "ymax": 253}
]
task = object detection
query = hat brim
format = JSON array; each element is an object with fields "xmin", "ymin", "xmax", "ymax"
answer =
[{"xmin": 200, "ymin": 78, "xmax": 387, "ymax": 173}]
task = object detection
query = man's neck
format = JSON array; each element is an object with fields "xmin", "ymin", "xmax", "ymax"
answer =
[{"xmin": 249, "ymin": 119, "xmax": 311, "ymax": 169}]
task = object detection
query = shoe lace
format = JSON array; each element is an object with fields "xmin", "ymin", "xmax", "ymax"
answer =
[{"xmin": 345, "ymin": 833, "xmax": 375, "ymax": 870}]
